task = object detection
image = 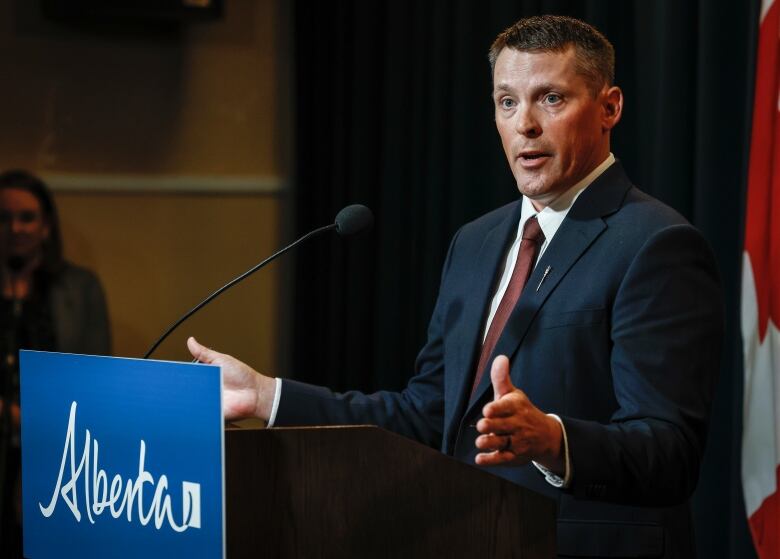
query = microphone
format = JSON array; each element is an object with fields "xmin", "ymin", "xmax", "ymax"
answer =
[
  {"xmin": 143, "ymin": 204, "xmax": 373, "ymax": 359},
  {"xmin": 335, "ymin": 204, "xmax": 373, "ymax": 236}
]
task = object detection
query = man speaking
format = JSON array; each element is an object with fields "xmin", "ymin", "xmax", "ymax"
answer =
[{"xmin": 189, "ymin": 15, "xmax": 723, "ymax": 558}]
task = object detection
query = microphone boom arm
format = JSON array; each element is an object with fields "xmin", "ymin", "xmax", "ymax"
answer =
[{"xmin": 143, "ymin": 223, "xmax": 337, "ymax": 359}]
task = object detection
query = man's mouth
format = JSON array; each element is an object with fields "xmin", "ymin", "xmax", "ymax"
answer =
[
  {"xmin": 517, "ymin": 151, "xmax": 551, "ymax": 168},
  {"xmin": 518, "ymin": 151, "xmax": 550, "ymax": 160}
]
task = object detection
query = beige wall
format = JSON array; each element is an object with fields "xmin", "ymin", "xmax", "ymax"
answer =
[
  {"xmin": 0, "ymin": 0, "xmax": 288, "ymax": 370},
  {"xmin": 55, "ymin": 192, "xmax": 281, "ymax": 368}
]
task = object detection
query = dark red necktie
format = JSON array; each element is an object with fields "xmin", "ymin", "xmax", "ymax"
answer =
[{"xmin": 471, "ymin": 216, "xmax": 545, "ymax": 396}]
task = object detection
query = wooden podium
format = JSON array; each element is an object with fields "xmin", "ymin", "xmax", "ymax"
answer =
[{"xmin": 225, "ymin": 426, "xmax": 556, "ymax": 558}]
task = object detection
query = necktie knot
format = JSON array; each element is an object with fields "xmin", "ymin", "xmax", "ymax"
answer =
[{"xmin": 522, "ymin": 215, "xmax": 545, "ymax": 244}]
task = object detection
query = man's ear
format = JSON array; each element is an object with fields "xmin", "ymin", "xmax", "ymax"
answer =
[{"xmin": 602, "ymin": 85, "xmax": 623, "ymax": 131}]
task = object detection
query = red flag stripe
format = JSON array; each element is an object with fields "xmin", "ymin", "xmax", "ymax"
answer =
[
  {"xmin": 744, "ymin": 1, "xmax": 780, "ymax": 557},
  {"xmin": 750, "ymin": 466, "xmax": 780, "ymax": 559},
  {"xmin": 744, "ymin": 0, "xmax": 780, "ymax": 342}
]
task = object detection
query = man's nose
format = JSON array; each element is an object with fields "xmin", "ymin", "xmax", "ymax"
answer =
[{"xmin": 514, "ymin": 105, "xmax": 542, "ymax": 138}]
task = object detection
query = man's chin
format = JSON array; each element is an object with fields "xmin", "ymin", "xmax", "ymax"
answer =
[
  {"xmin": 517, "ymin": 184, "xmax": 567, "ymax": 210},
  {"xmin": 516, "ymin": 179, "xmax": 551, "ymax": 199}
]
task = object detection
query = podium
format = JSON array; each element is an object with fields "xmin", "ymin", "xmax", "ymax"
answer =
[
  {"xmin": 225, "ymin": 426, "xmax": 556, "ymax": 558},
  {"xmin": 20, "ymin": 352, "xmax": 555, "ymax": 558}
]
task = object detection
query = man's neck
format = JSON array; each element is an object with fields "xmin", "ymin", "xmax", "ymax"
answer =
[{"xmin": 530, "ymin": 152, "xmax": 616, "ymax": 212}]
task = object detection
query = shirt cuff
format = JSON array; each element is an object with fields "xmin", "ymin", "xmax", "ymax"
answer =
[
  {"xmin": 532, "ymin": 413, "xmax": 572, "ymax": 488},
  {"xmin": 266, "ymin": 377, "xmax": 282, "ymax": 427}
]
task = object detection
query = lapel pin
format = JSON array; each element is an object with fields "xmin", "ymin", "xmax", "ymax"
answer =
[{"xmin": 536, "ymin": 265, "xmax": 551, "ymax": 292}]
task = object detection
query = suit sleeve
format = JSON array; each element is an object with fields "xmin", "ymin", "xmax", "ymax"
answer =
[
  {"xmin": 561, "ymin": 224, "xmax": 723, "ymax": 506},
  {"xmin": 273, "ymin": 228, "xmax": 465, "ymax": 449}
]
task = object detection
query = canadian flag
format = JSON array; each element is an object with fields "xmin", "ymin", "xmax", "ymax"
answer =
[{"xmin": 742, "ymin": 0, "xmax": 780, "ymax": 557}]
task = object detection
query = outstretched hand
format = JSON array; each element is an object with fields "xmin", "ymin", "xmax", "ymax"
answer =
[
  {"xmin": 474, "ymin": 355, "xmax": 564, "ymax": 473},
  {"xmin": 187, "ymin": 337, "xmax": 276, "ymax": 421}
]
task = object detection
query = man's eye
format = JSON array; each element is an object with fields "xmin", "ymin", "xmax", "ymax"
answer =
[
  {"xmin": 543, "ymin": 94, "xmax": 562, "ymax": 104},
  {"xmin": 500, "ymin": 98, "xmax": 515, "ymax": 109}
]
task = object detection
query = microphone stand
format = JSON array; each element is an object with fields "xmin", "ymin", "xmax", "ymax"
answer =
[
  {"xmin": 142, "ymin": 204, "xmax": 372, "ymax": 359},
  {"xmin": 143, "ymin": 223, "xmax": 336, "ymax": 359}
]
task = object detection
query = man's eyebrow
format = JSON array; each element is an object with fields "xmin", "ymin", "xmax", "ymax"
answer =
[
  {"xmin": 492, "ymin": 81, "xmax": 563, "ymax": 96},
  {"xmin": 492, "ymin": 83, "xmax": 513, "ymax": 94},
  {"xmin": 532, "ymin": 82, "xmax": 559, "ymax": 92}
]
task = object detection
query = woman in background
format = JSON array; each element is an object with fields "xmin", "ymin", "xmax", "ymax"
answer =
[{"xmin": 0, "ymin": 169, "xmax": 111, "ymax": 556}]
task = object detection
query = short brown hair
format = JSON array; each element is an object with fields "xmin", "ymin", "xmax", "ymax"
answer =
[{"xmin": 489, "ymin": 15, "xmax": 615, "ymax": 93}]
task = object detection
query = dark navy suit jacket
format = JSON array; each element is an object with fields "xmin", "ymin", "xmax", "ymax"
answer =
[{"xmin": 276, "ymin": 162, "xmax": 723, "ymax": 558}]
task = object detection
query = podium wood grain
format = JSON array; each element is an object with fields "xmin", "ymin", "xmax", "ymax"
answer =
[{"xmin": 225, "ymin": 426, "xmax": 555, "ymax": 558}]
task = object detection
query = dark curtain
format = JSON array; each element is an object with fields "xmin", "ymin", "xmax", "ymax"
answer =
[{"xmin": 290, "ymin": 1, "xmax": 759, "ymax": 557}]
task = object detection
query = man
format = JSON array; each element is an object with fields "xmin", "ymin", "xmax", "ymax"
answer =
[{"xmin": 189, "ymin": 15, "xmax": 722, "ymax": 558}]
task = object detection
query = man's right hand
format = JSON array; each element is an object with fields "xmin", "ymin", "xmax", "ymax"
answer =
[{"xmin": 187, "ymin": 337, "xmax": 276, "ymax": 421}]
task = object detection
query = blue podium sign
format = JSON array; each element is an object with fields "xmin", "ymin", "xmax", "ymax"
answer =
[{"xmin": 20, "ymin": 351, "xmax": 224, "ymax": 559}]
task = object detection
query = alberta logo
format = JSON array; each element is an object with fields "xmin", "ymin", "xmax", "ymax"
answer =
[{"xmin": 39, "ymin": 401, "xmax": 201, "ymax": 532}]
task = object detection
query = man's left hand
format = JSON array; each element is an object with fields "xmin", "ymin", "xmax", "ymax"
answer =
[{"xmin": 474, "ymin": 355, "xmax": 564, "ymax": 474}]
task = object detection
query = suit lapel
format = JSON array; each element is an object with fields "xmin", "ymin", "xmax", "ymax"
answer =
[
  {"xmin": 442, "ymin": 202, "xmax": 522, "ymax": 448},
  {"xmin": 464, "ymin": 162, "xmax": 632, "ymax": 415}
]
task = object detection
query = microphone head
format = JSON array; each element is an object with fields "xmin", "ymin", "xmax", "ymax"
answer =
[{"xmin": 334, "ymin": 204, "xmax": 373, "ymax": 236}]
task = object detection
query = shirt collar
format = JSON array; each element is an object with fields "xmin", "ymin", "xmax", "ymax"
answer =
[{"xmin": 518, "ymin": 153, "xmax": 616, "ymax": 246}]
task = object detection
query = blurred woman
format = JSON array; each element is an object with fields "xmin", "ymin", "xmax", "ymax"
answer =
[{"xmin": 0, "ymin": 169, "xmax": 111, "ymax": 556}]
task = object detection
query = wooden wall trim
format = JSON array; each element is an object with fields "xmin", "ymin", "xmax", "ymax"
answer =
[{"xmin": 42, "ymin": 173, "xmax": 285, "ymax": 194}]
